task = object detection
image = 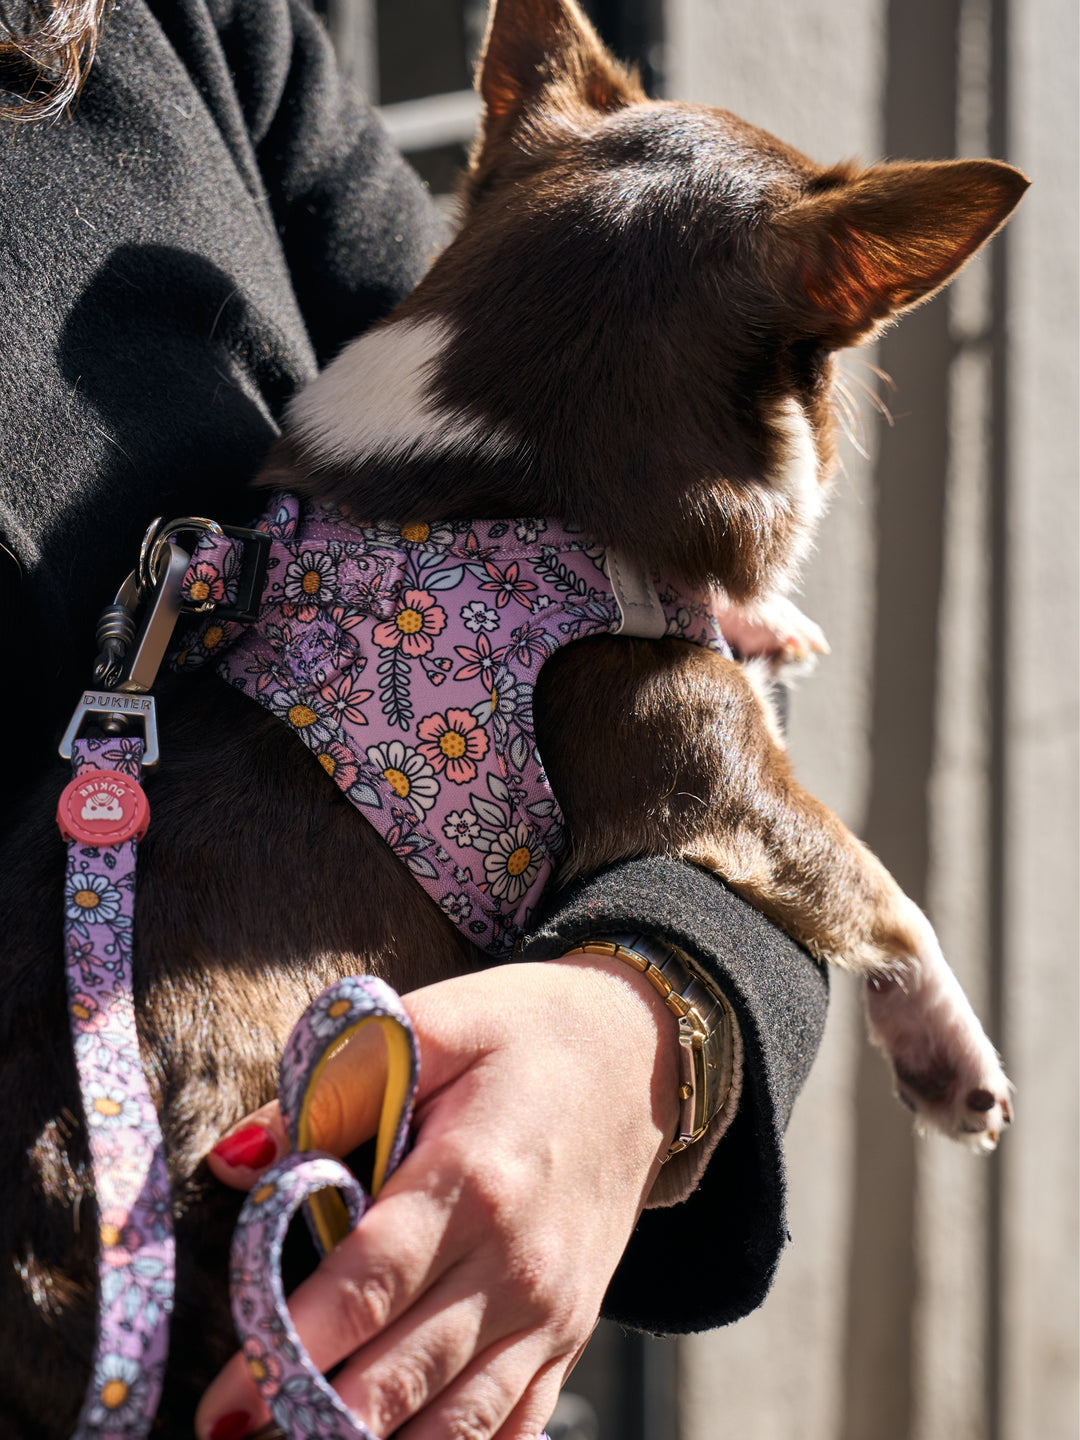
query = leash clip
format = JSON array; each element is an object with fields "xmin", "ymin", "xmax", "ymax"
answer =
[
  {"xmin": 91, "ymin": 515, "xmax": 216, "ymax": 688},
  {"xmin": 118, "ymin": 537, "xmax": 190, "ymax": 694},
  {"xmin": 165, "ymin": 517, "xmax": 271, "ymax": 623},
  {"xmin": 139, "ymin": 514, "xmax": 223, "ymax": 596},
  {"xmin": 63, "ymin": 520, "xmax": 194, "ymax": 772},
  {"xmin": 59, "ymin": 690, "xmax": 160, "ymax": 771}
]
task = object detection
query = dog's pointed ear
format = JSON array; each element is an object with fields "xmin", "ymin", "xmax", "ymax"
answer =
[
  {"xmin": 477, "ymin": 0, "xmax": 641, "ymax": 130},
  {"xmin": 784, "ymin": 159, "xmax": 1029, "ymax": 345}
]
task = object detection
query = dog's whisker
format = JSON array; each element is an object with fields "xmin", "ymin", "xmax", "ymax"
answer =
[
  {"xmin": 832, "ymin": 377, "xmax": 871, "ymax": 459},
  {"xmin": 844, "ymin": 358, "xmax": 897, "ymax": 425}
]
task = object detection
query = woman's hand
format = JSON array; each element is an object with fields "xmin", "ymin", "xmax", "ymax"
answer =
[{"xmin": 195, "ymin": 957, "xmax": 681, "ymax": 1440}]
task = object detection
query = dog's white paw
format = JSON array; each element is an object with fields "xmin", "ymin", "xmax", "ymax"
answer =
[
  {"xmin": 716, "ymin": 594, "xmax": 829, "ymax": 666},
  {"xmin": 864, "ymin": 936, "xmax": 1012, "ymax": 1151}
]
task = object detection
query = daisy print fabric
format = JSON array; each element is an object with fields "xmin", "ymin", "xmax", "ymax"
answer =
[
  {"xmin": 177, "ymin": 495, "xmax": 729, "ymax": 956},
  {"xmin": 63, "ymin": 738, "xmax": 174, "ymax": 1439}
]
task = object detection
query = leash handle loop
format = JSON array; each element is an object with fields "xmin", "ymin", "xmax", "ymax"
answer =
[
  {"xmin": 230, "ymin": 977, "xmax": 418, "ymax": 1440},
  {"xmin": 230, "ymin": 1152, "xmax": 374, "ymax": 1439},
  {"xmin": 229, "ymin": 977, "xmax": 551, "ymax": 1440}
]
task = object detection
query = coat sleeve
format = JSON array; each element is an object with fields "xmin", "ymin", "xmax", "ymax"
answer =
[
  {"xmin": 205, "ymin": 0, "xmax": 450, "ymax": 362},
  {"xmin": 519, "ymin": 856, "xmax": 829, "ymax": 1333}
]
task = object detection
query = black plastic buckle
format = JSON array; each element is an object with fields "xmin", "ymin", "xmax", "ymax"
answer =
[{"xmin": 213, "ymin": 526, "xmax": 272, "ymax": 623}]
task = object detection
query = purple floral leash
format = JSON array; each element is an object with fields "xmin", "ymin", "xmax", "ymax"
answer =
[{"xmin": 58, "ymin": 736, "xmax": 174, "ymax": 1438}]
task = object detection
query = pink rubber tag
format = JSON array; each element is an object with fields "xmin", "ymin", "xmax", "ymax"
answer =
[{"xmin": 57, "ymin": 769, "xmax": 150, "ymax": 845}]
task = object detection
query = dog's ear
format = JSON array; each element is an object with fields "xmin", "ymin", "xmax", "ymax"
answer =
[
  {"xmin": 782, "ymin": 159, "xmax": 1029, "ymax": 345},
  {"xmin": 477, "ymin": 0, "xmax": 641, "ymax": 131}
]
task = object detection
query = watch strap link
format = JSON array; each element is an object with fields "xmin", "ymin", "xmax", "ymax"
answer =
[{"xmin": 562, "ymin": 934, "xmax": 736, "ymax": 1160}]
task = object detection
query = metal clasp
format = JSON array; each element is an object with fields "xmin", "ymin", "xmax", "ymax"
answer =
[
  {"xmin": 59, "ymin": 538, "xmax": 180, "ymax": 769},
  {"xmin": 92, "ymin": 515, "xmax": 221, "ymax": 689},
  {"xmin": 113, "ymin": 539, "xmax": 189, "ymax": 695},
  {"xmin": 139, "ymin": 515, "xmax": 223, "ymax": 598},
  {"xmin": 59, "ymin": 691, "xmax": 160, "ymax": 771},
  {"xmin": 62, "ymin": 517, "xmax": 199, "ymax": 771},
  {"xmin": 145, "ymin": 515, "xmax": 270, "ymax": 623},
  {"xmin": 63, "ymin": 511, "xmax": 266, "ymax": 773}
]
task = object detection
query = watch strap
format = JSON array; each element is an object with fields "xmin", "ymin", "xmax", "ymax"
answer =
[{"xmin": 562, "ymin": 934, "xmax": 737, "ymax": 1159}]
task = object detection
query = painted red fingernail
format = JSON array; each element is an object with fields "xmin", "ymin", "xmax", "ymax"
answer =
[
  {"xmin": 209, "ymin": 1411, "xmax": 252, "ymax": 1440},
  {"xmin": 211, "ymin": 1124, "xmax": 277, "ymax": 1170}
]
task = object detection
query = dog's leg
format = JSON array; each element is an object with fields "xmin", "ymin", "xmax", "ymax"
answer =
[
  {"xmin": 534, "ymin": 636, "xmax": 1011, "ymax": 1147},
  {"xmin": 862, "ymin": 915, "xmax": 1012, "ymax": 1148}
]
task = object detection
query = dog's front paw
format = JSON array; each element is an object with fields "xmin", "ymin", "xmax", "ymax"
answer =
[
  {"xmin": 716, "ymin": 594, "xmax": 829, "ymax": 666},
  {"xmin": 865, "ymin": 943, "xmax": 1012, "ymax": 1151}
]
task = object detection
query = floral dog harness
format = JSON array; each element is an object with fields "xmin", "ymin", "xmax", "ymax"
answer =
[{"xmin": 176, "ymin": 494, "xmax": 730, "ymax": 955}]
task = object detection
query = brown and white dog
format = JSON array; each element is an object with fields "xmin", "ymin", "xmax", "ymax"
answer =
[
  {"xmin": 0, "ymin": 0, "xmax": 1027, "ymax": 1429},
  {"xmin": 270, "ymin": 0, "xmax": 1025, "ymax": 1142}
]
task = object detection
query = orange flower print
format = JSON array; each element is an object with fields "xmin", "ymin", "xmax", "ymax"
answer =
[
  {"xmin": 320, "ymin": 671, "xmax": 373, "ymax": 726},
  {"xmin": 315, "ymin": 742, "xmax": 360, "ymax": 789},
  {"xmin": 417, "ymin": 708, "xmax": 489, "ymax": 784},
  {"xmin": 184, "ymin": 560, "xmax": 226, "ymax": 607},
  {"xmin": 372, "ymin": 590, "xmax": 447, "ymax": 658},
  {"xmin": 99, "ymin": 1206, "xmax": 141, "ymax": 1267},
  {"xmin": 71, "ymin": 990, "xmax": 108, "ymax": 1034},
  {"xmin": 477, "ymin": 559, "xmax": 537, "ymax": 609},
  {"xmin": 243, "ymin": 1337, "xmax": 283, "ymax": 1398}
]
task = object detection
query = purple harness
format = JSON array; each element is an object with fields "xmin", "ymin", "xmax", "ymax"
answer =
[
  {"xmin": 175, "ymin": 493, "xmax": 729, "ymax": 956},
  {"xmin": 56, "ymin": 497, "xmax": 730, "ymax": 1435}
]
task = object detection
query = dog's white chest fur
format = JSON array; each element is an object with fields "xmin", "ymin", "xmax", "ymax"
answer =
[{"xmin": 287, "ymin": 317, "xmax": 515, "ymax": 469}]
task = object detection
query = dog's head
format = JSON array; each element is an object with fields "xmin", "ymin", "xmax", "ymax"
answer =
[{"xmin": 284, "ymin": 0, "xmax": 1027, "ymax": 599}]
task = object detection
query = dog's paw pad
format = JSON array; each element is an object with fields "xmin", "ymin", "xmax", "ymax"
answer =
[
  {"xmin": 865, "ymin": 967, "xmax": 1012, "ymax": 1151},
  {"xmin": 894, "ymin": 1054, "xmax": 1010, "ymax": 1151},
  {"xmin": 953, "ymin": 1076, "xmax": 1011, "ymax": 1152},
  {"xmin": 777, "ymin": 613, "xmax": 830, "ymax": 662}
]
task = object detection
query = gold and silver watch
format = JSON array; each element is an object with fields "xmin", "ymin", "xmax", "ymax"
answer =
[{"xmin": 562, "ymin": 933, "xmax": 737, "ymax": 1160}]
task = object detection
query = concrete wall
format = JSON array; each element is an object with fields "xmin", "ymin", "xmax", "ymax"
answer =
[
  {"xmin": 1000, "ymin": 1, "xmax": 1079, "ymax": 1433},
  {"xmin": 668, "ymin": 2, "xmax": 1079, "ymax": 1437}
]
